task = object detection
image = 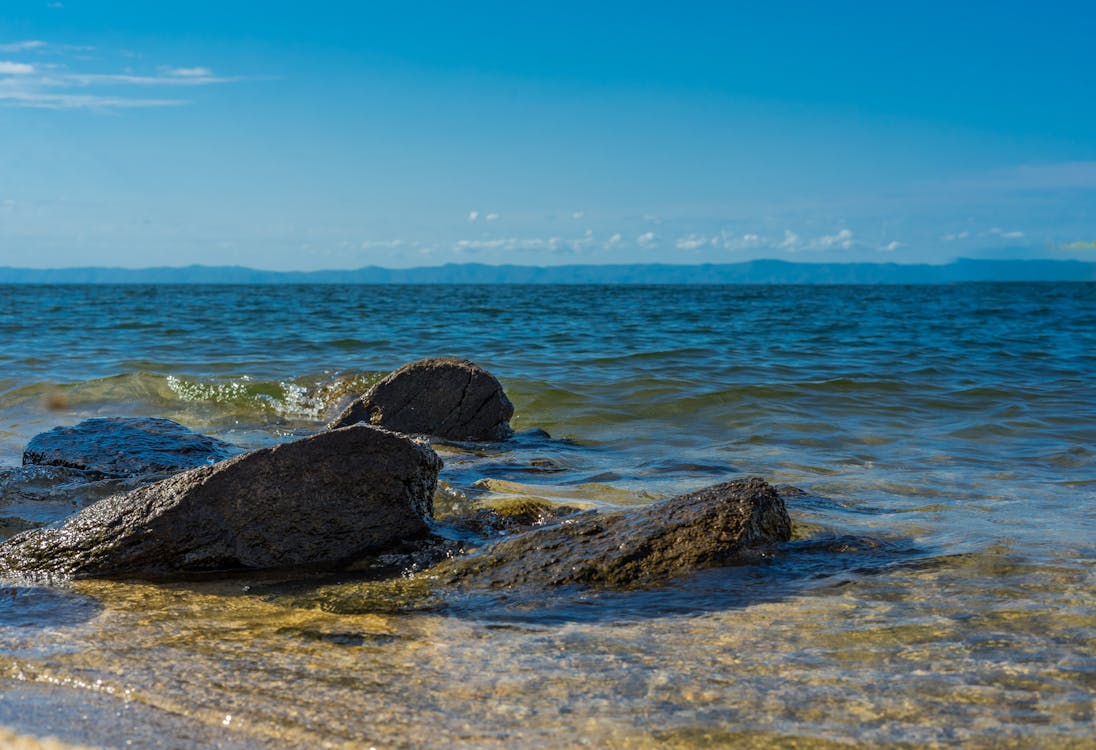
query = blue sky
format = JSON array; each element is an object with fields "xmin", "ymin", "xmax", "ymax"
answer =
[{"xmin": 1, "ymin": 1, "xmax": 1095, "ymax": 269}]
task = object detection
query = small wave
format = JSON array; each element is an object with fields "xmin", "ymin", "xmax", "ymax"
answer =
[
  {"xmin": 0, "ymin": 371, "xmax": 382, "ymax": 424},
  {"xmin": 165, "ymin": 372, "xmax": 379, "ymax": 420}
]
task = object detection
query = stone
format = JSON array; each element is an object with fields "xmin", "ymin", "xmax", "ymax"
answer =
[
  {"xmin": 0, "ymin": 424, "xmax": 441, "ymax": 578},
  {"xmin": 22, "ymin": 417, "xmax": 240, "ymax": 477},
  {"xmin": 433, "ymin": 476, "xmax": 791, "ymax": 589},
  {"xmin": 276, "ymin": 477, "xmax": 793, "ymax": 615},
  {"xmin": 328, "ymin": 357, "xmax": 514, "ymax": 441}
]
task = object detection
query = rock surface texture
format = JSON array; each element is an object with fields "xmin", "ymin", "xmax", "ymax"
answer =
[
  {"xmin": 0, "ymin": 424, "xmax": 440, "ymax": 578},
  {"xmin": 328, "ymin": 357, "xmax": 514, "ymax": 441},
  {"xmin": 434, "ymin": 477, "xmax": 791, "ymax": 589},
  {"xmin": 22, "ymin": 417, "xmax": 239, "ymax": 476}
]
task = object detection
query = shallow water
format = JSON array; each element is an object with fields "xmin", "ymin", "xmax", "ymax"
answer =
[{"xmin": 0, "ymin": 283, "xmax": 1093, "ymax": 748}]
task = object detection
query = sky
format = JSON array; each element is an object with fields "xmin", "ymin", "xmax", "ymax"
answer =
[{"xmin": 1, "ymin": 1, "xmax": 1095, "ymax": 270}]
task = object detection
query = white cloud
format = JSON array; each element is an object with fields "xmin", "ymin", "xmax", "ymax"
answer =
[
  {"xmin": 941, "ymin": 231, "xmax": 970, "ymax": 241},
  {"xmin": 360, "ymin": 239, "xmax": 406, "ymax": 250},
  {"xmin": 637, "ymin": 231, "xmax": 657, "ymax": 247},
  {"xmin": 779, "ymin": 229, "xmax": 801, "ymax": 249},
  {"xmin": 571, "ymin": 211, "xmax": 585, "ymax": 220},
  {"xmin": 0, "ymin": 41, "xmax": 46, "ymax": 52},
  {"xmin": 0, "ymin": 87, "xmax": 186, "ymax": 109},
  {"xmin": 988, "ymin": 227, "xmax": 1025, "ymax": 239},
  {"xmin": 455, "ymin": 236, "xmax": 557, "ymax": 252},
  {"xmin": 0, "ymin": 61, "xmax": 35, "ymax": 75},
  {"xmin": 63, "ymin": 71, "xmax": 233, "ymax": 86},
  {"xmin": 607, "ymin": 233, "xmax": 622, "ymax": 245},
  {"xmin": 0, "ymin": 46, "xmax": 240, "ymax": 110},
  {"xmin": 485, "ymin": 212, "xmax": 500, "ymax": 222},
  {"xmin": 675, "ymin": 234, "xmax": 709, "ymax": 250},
  {"xmin": 882, "ymin": 241, "xmax": 903, "ymax": 252},
  {"xmin": 742, "ymin": 233, "xmax": 761, "ymax": 242},
  {"xmin": 167, "ymin": 67, "xmax": 213, "ymax": 78},
  {"xmin": 453, "ymin": 231, "xmax": 599, "ymax": 256},
  {"xmin": 815, "ymin": 228, "xmax": 854, "ymax": 249},
  {"xmin": 467, "ymin": 211, "xmax": 479, "ymax": 222}
]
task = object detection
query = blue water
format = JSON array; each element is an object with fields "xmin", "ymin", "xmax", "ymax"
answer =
[{"xmin": 0, "ymin": 283, "xmax": 1093, "ymax": 748}]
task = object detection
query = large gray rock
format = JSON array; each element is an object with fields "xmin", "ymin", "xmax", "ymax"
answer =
[
  {"xmin": 328, "ymin": 357, "xmax": 514, "ymax": 441},
  {"xmin": 23, "ymin": 417, "xmax": 239, "ymax": 476},
  {"xmin": 279, "ymin": 477, "xmax": 793, "ymax": 614},
  {"xmin": 0, "ymin": 424, "xmax": 440, "ymax": 578},
  {"xmin": 433, "ymin": 477, "xmax": 791, "ymax": 589}
]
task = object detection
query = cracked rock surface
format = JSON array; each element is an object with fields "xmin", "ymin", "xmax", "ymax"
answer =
[
  {"xmin": 328, "ymin": 357, "xmax": 514, "ymax": 441},
  {"xmin": 0, "ymin": 424, "xmax": 440, "ymax": 578}
]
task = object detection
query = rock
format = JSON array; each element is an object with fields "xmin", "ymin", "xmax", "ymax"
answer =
[
  {"xmin": 0, "ymin": 465, "xmax": 155, "ymax": 542},
  {"xmin": 0, "ymin": 424, "xmax": 441, "ymax": 578},
  {"xmin": 433, "ymin": 477, "xmax": 791, "ymax": 589},
  {"xmin": 22, "ymin": 417, "xmax": 240, "ymax": 477},
  {"xmin": 328, "ymin": 357, "xmax": 514, "ymax": 441},
  {"xmin": 274, "ymin": 477, "xmax": 793, "ymax": 615}
]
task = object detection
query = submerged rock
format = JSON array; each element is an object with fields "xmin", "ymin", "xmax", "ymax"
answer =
[
  {"xmin": 290, "ymin": 477, "xmax": 794, "ymax": 615},
  {"xmin": 0, "ymin": 424, "xmax": 440, "ymax": 578},
  {"xmin": 22, "ymin": 417, "xmax": 239, "ymax": 477},
  {"xmin": 432, "ymin": 477, "xmax": 791, "ymax": 589},
  {"xmin": 328, "ymin": 357, "xmax": 514, "ymax": 441}
]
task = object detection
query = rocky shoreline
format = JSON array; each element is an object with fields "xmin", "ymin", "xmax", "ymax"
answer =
[{"xmin": 0, "ymin": 357, "xmax": 793, "ymax": 598}]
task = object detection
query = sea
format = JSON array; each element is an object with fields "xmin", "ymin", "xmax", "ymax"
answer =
[{"xmin": 0, "ymin": 283, "xmax": 1093, "ymax": 749}]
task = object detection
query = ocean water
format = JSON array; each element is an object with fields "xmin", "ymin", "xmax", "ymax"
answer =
[{"xmin": 0, "ymin": 283, "xmax": 1093, "ymax": 748}]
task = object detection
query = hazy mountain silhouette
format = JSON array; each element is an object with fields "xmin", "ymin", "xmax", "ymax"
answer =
[{"xmin": 2, "ymin": 259, "xmax": 1093, "ymax": 284}]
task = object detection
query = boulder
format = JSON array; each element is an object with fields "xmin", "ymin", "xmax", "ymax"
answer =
[
  {"xmin": 0, "ymin": 424, "xmax": 440, "ymax": 578},
  {"xmin": 433, "ymin": 477, "xmax": 791, "ymax": 589},
  {"xmin": 328, "ymin": 357, "xmax": 514, "ymax": 441},
  {"xmin": 22, "ymin": 417, "xmax": 239, "ymax": 477}
]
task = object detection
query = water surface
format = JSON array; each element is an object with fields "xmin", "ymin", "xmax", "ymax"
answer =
[{"xmin": 0, "ymin": 284, "xmax": 1093, "ymax": 748}]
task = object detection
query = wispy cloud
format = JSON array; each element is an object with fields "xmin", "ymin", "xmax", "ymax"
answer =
[
  {"xmin": 1063, "ymin": 239, "xmax": 1096, "ymax": 250},
  {"xmin": 0, "ymin": 61, "xmax": 35, "ymax": 75},
  {"xmin": 977, "ymin": 162, "xmax": 1096, "ymax": 191},
  {"xmin": 0, "ymin": 88, "xmax": 186, "ymax": 109},
  {"xmin": 0, "ymin": 41, "xmax": 242, "ymax": 110},
  {"xmin": 360, "ymin": 239, "xmax": 408, "ymax": 250},
  {"xmin": 0, "ymin": 40, "xmax": 46, "ymax": 53},
  {"xmin": 167, "ymin": 66, "xmax": 213, "ymax": 77},
  {"xmin": 454, "ymin": 230, "xmax": 598, "ymax": 256},
  {"xmin": 61, "ymin": 71, "xmax": 237, "ymax": 86}
]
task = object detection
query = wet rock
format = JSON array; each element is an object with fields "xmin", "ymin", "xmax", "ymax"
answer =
[
  {"xmin": 328, "ymin": 357, "xmax": 514, "ymax": 441},
  {"xmin": 0, "ymin": 424, "xmax": 440, "ymax": 578},
  {"xmin": 443, "ymin": 497, "xmax": 584, "ymax": 537},
  {"xmin": 22, "ymin": 417, "xmax": 240, "ymax": 477},
  {"xmin": 433, "ymin": 477, "xmax": 791, "ymax": 589}
]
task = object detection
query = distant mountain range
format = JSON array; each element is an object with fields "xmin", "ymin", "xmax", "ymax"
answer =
[{"xmin": 2, "ymin": 259, "xmax": 1094, "ymax": 284}]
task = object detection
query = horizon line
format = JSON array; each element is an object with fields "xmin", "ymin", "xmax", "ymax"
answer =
[{"xmin": 3, "ymin": 257, "xmax": 1094, "ymax": 274}]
